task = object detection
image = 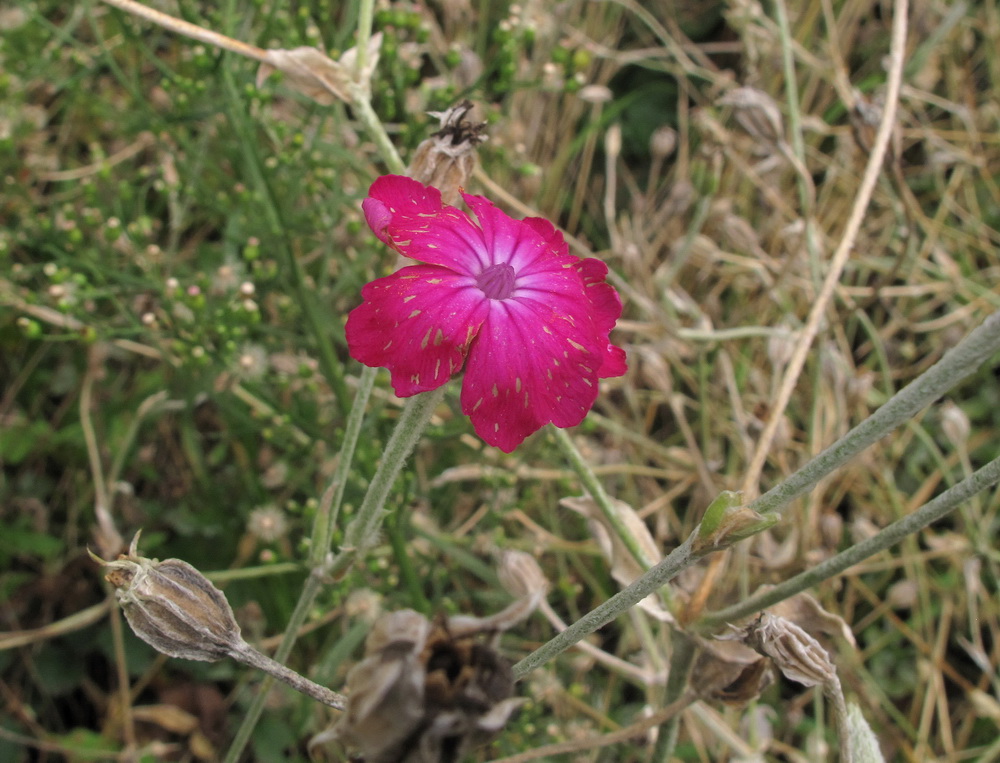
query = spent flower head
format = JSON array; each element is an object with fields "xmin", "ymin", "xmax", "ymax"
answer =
[
  {"xmin": 346, "ymin": 175, "xmax": 627, "ymax": 452},
  {"xmin": 327, "ymin": 597, "xmax": 536, "ymax": 763}
]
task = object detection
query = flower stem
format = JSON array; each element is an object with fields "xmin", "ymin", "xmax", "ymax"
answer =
[
  {"xmin": 514, "ymin": 309, "xmax": 1000, "ymax": 677},
  {"xmin": 551, "ymin": 426, "xmax": 657, "ymax": 570},
  {"xmin": 232, "ymin": 643, "xmax": 347, "ymax": 709},
  {"xmin": 343, "ymin": 385, "xmax": 448, "ymax": 555},
  {"xmin": 512, "ymin": 534, "xmax": 697, "ymax": 679},
  {"xmin": 696, "ymin": 453, "xmax": 1000, "ymax": 630},
  {"xmin": 349, "ymin": 83, "xmax": 406, "ymax": 174},
  {"xmin": 310, "ymin": 365, "xmax": 378, "ymax": 562},
  {"xmin": 649, "ymin": 631, "xmax": 696, "ymax": 763}
]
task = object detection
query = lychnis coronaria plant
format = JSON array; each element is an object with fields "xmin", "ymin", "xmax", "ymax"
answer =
[{"xmin": 346, "ymin": 175, "xmax": 627, "ymax": 452}]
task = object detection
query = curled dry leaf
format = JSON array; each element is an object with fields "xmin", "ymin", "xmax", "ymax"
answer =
[
  {"xmin": 766, "ymin": 590, "xmax": 856, "ymax": 649},
  {"xmin": 256, "ymin": 32, "xmax": 382, "ymax": 105},
  {"xmin": 692, "ymin": 637, "xmax": 773, "ymax": 706},
  {"xmin": 561, "ymin": 496, "xmax": 674, "ymax": 623},
  {"xmin": 324, "ymin": 593, "xmax": 540, "ymax": 763}
]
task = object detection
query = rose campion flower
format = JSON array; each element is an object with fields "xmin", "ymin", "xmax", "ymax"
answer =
[{"xmin": 346, "ymin": 175, "xmax": 627, "ymax": 452}]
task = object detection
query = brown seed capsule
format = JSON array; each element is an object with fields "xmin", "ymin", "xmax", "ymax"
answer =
[
  {"xmin": 93, "ymin": 533, "xmax": 243, "ymax": 662},
  {"xmin": 330, "ymin": 606, "xmax": 527, "ymax": 763},
  {"xmin": 408, "ymin": 100, "xmax": 487, "ymax": 205},
  {"xmin": 718, "ymin": 86, "xmax": 785, "ymax": 145}
]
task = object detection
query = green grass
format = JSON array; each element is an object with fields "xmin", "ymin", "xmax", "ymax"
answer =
[{"xmin": 2, "ymin": 0, "xmax": 1000, "ymax": 761}]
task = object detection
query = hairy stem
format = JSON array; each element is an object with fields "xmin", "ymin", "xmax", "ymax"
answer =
[
  {"xmin": 551, "ymin": 427, "xmax": 657, "ymax": 569},
  {"xmin": 232, "ymin": 643, "xmax": 347, "ymax": 710},
  {"xmin": 515, "ymin": 308, "xmax": 1000, "ymax": 677},
  {"xmin": 698, "ymin": 453, "xmax": 1000, "ymax": 629}
]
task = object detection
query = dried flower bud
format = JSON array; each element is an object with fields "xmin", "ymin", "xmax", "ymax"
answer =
[
  {"xmin": 737, "ymin": 612, "xmax": 838, "ymax": 688},
  {"xmin": 940, "ymin": 400, "xmax": 970, "ymax": 448},
  {"xmin": 408, "ymin": 100, "xmax": 487, "ymax": 205},
  {"xmin": 497, "ymin": 549, "xmax": 549, "ymax": 599},
  {"xmin": 849, "ymin": 89, "xmax": 901, "ymax": 164},
  {"xmin": 718, "ymin": 86, "xmax": 785, "ymax": 145},
  {"xmin": 329, "ymin": 606, "xmax": 526, "ymax": 762},
  {"xmin": 650, "ymin": 125, "xmax": 677, "ymax": 158},
  {"xmin": 92, "ymin": 533, "xmax": 242, "ymax": 662}
]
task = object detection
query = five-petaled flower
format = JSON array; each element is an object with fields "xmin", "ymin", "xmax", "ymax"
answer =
[{"xmin": 346, "ymin": 175, "xmax": 627, "ymax": 452}]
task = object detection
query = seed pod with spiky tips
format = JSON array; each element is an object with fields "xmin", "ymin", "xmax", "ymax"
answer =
[{"xmin": 92, "ymin": 533, "xmax": 243, "ymax": 662}]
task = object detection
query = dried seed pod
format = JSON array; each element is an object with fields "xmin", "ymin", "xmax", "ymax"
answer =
[
  {"xmin": 93, "ymin": 533, "xmax": 242, "ymax": 662},
  {"xmin": 408, "ymin": 100, "xmax": 487, "ymax": 205},
  {"xmin": 497, "ymin": 549, "xmax": 549, "ymax": 599},
  {"xmin": 737, "ymin": 612, "xmax": 838, "ymax": 688},
  {"xmin": 330, "ymin": 606, "xmax": 528, "ymax": 763},
  {"xmin": 718, "ymin": 86, "xmax": 785, "ymax": 145}
]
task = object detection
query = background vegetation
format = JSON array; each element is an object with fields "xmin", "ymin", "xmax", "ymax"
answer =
[{"xmin": 2, "ymin": 0, "xmax": 999, "ymax": 760}]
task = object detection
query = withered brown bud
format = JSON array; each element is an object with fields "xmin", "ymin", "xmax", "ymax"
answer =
[
  {"xmin": 329, "ymin": 606, "xmax": 526, "ymax": 762},
  {"xmin": 718, "ymin": 86, "xmax": 785, "ymax": 145},
  {"xmin": 736, "ymin": 612, "xmax": 838, "ymax": 688},
  {"xmin": 93, "ymin": 533, "xmax": 348, "ymax": 710},
  {"xmin": 497, "ymin": 549, "xmax": 549, "ymax": 600},
  {"xmin": 92, "ymin": 533, "xmax": 242, "ymax": 662},
  {"xmin": 408, "ymin": 100, "xmax": 487, "ymax": 205}
]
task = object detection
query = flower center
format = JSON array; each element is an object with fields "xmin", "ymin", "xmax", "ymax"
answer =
[{"xmin": 475, "ymin": 263, "xmax": 516, "ymax": 300}]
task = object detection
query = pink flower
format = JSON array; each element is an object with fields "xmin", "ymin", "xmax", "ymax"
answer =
[{"xmin": 346, "ymin": 175, "xmax": 627, "ymax": 453}]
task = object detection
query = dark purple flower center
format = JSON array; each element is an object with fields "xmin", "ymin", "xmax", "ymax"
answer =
[{"xmin": 476, "ymin": 263, "xmax": 516, "ymax": 300}]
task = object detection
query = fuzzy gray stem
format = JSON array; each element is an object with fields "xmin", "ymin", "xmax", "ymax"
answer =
[
  {"xmin": 748, "ymin": 309, "xmax": 1000, "ymax": 518},
  {"xmin": 231, "ymin": 643, "xmax": 347, "ymax": 710},
  {"xmin": 698, "ymin": 453, "xmax": 1000, "ymax": 629}
]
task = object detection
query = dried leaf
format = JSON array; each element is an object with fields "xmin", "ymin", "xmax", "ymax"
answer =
[
  {"xmin": 766, "ymin": 590, "xmax": 856, "ymax": 648},
  {"xmin": 693, "ymin": 637, "xmax": 773, "ymax": 705},
  {"xmin": 256, "ymin": 33, "xmax": 382, "ymax": 105},
  {"xmin": 561, "ymin": 496, "xmax": 674, "ymax": 623},
  {"xmin": 327, "ymin": 604, "xmax": 529, "ymax": 762}
]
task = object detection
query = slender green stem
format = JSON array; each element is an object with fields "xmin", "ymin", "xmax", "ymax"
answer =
[
  {"xmin": 349, "ymin": 83, "xmax": 406, "ymax": 174},
  {"xmin": 310, "ymin": 365, "xmax": 378, "ymax": 562},
  {"xmin": 343, "ymin": 385, "xmax": 448, "ymax": 554},
  {"xmin": 514, "ymin": 309, "xmax": 1000, "ymax": 678},
  {"xmin": 698, "ymin": 454, "xmax": 1000, "ymax": 630},
  {"xmin": 512, "ymin": 534, "xmax": 697, "ymax": 679},
  {"xmin": 222, "ymin": 0, "xmax": 409, "ymax": 750},
  {"xmin": 551, "ymin": 426, "xmax": 656, "ymax": 569},
  {"xmin": 354, "ymin": 0, "xmax": 375, "ymax": 79},
  {"xmin": 747, "ymin": 309, "xmax": 1000, "ymax": 518},
  {"xmin": 650, "ymin": 631, "xmax": 696, "ymax": 763}
]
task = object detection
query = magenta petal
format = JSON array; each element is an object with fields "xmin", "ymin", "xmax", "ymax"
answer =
[
  {"xmin": 368, "ymin": 175, "xmax": 443, "ymax": 216},
  {"xmin": 346, "ymin": 264, "xmax": 488, "ymax": 397},
  {"xmin": 386, "ymin": 206, "xmax": 491, "ymax": 274},
  {"xmin": 462, "ymin": 193, "xmax": 559, "ymax": 273},
  {"xmin": 362, "ymin": 197, "xmax": 394, "ymax": 245},
  {"xmin": 522, "ymin": 215, "xmax": 570, "ymax": 258},
  {"xmin": 575, "ymin": 258, "xmax": 627, "ymax": 378},
  {"xmin": 363, "ymin": 175, "xmax": 444, "ymax": 250},
  {"xmin": 459, "ymin": 298, "xmax": 605, "ymax": 453}
]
